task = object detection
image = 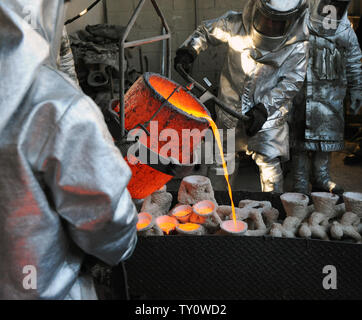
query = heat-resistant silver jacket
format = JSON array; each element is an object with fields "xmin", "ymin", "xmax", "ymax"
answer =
[
  {"xmin": 291, "ymin": 15, "xmax": 362, "ymax": 152},
  {"xmin": 0, "ymin": 0, "xmax": 137, "ymax": 300},
  {"xmin": 179, "ymin": 0, "xmax": 309, "ymax": 161},
  {"xmin": 59, "ymin": 26, "xmax": 79, "ymax": 86}
]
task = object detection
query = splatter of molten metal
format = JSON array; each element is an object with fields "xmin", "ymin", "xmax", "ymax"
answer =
[{"xmin": 149, "ymin": 76, "xmax": 237, "ymax": 226}]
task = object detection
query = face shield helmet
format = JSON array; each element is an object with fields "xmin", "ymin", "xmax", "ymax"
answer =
[
  {"xmin": 309, "ymin": 0, "xmax": 351, "ymax": 35},
  {"xmin": 251, "ymin": 0, "xmax": 306, "ymax": 51}
]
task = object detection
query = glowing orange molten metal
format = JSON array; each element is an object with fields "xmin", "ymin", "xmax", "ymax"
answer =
[
  {"xmin": 149, "ymin": 76, "xmax": 237, "ymax": 226},
  {"xmin": 178, "ymin": 223, "xmax": 200, "ymax": 232},
  {"xmin": 159, "ymin": 222, "xmax": 176, "ymax": 235},
  {"xmin": 137, "ymin": 222, "xmax": 150, "ymax": 230},
  {"xmin": 195, "ymin": 206, "xmax": 213, "ymax": 215},
  {"xmin": 174, "ymin": 210, "xmax": 190, "ymax": 217}
]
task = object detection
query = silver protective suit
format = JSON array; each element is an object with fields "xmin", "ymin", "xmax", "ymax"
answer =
[
  {"xmin": 0, "ymin": 0, "xmax": 138, "ymax": 299},
  {"xmin": 179, "ymin": 0, "xmax": 309, "ymax": 192},
  {"xmin": 290, "ymin": 5, "xmax": 362, "ymax": 193},
  {"xmin": 59, "ymin": 26, "xmax": 79, "ymax": 86}
]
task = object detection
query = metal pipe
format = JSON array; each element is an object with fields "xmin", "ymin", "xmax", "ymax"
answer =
[
  {"xmin": 65, "ymin": 0, "xmax": 102, "ymax": 25},
  {"xmin": 194, "ymin": 0, "xmax": 198, "ymax": 29},
  {"xmin": 119, "ymin": 0, "xmax": 172, "ymax": 137},
  {"xmin": 103, "ymin": 0, "xmax": 108, "ymax": 24},
  {"xmin": 150, "ymin": 0, "xmax": 172, "ymax": 78},
  {"xmin": 119, "ymin": 0, "xmax": 147, "ymax": 138},
  {"xmin": 123, "ymin": 34, "xmax": 171, "ymax": 48},
  {"xmin": 161, "ymin": 27, "xmax": 166, "ymax": 76},
  {"xmin": 175, "ymin": 65, "xmax": 249, "ymax": 122}
]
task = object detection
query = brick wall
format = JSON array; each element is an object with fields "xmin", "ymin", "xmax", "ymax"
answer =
[{"xmin": 106, "ymin": 0, "xmax": 247, "ymax": 88}]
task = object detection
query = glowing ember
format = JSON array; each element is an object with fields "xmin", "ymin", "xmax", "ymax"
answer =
[
  {"xmin": 159, "ymin": 222, "xmax": 176, "ymax": 235},
  {"xmin": 149, "ymin": 76, "xmax": 237, "ymax": 226},
  {"xmin": 178, "ymin": 223, "xmax": 200, "ymax": 232}
]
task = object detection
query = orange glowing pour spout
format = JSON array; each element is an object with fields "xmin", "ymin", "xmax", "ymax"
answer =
[{"xmin": 149, "ymin": 77, "xmax": 237, "ymax": 226}]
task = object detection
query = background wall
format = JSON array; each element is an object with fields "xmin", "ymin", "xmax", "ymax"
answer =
[
  {"xmin": 65, "ymin": 0, "xmax": 247, "ymax": 86},
  {"xmin": 65, "ymin": 0, "xmax": 362, "ymax": 86}
]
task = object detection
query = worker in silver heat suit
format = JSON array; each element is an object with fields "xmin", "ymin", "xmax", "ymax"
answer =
[
  {"xmin": 175, "ymin": 0, "xmax": 309, "ymax": 193},
  {"xmin": 290, "ymin": 0, "xmax": 362, "ymax": 194},
  {"xmin": 0, "ymin": 0, "xmax": 138, "ymax": 299}
]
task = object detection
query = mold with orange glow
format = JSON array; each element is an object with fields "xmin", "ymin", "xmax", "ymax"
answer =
[
  {"xmin": 155, "ymin": 215, "xmax": 179, "ymax": 235},
  {"xmin": 171, "ymin": 205, "xmax": 192, "ymax": 223},
  {"xmin": 137, "ymin": 221, "xmax": 150, "ymax": 230},
  {"xmin": 136, "ymin": 212, "xmax": 153, "ymax": 232},
  {"xmin": 159, "ymin": 222, "xmax": 176, "ymax": 235},
  {"xmin": 178, "ymin": 223, "xmax": 200, "ymax": 232},
  {"xmin": 176, "ymin": 222, "xmax": 204, "ymax": 235},
  {"xmin": 189, "ymin": 213, "xmax": 207, "ymax": 224},
  {"xmin": 221, "ymin": 220, "xmax": 248, "ymax": 236},
  {"xmin": 193, "ymin": 200, "xmax": 216, "ymax": 217},
  {"xmin": 174, "ymin": 211, "xmax": 189, "ymax": 217},
  {"xmin": 194, "ymin": 206, "xmax": 213, "ymax": 215}
]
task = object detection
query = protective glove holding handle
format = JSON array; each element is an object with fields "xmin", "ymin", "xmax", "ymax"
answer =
[
  {"xmin": 244, "ymin": 103, "xmax": 268, "ymax": 137},
  {"xmin": 174, "ymin": 47, "xmax": 198, "ymax": 74}
]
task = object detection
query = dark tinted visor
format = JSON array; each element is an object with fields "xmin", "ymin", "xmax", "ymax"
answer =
[{"xmin": 253, "ymin": 9, "xmax": 290, "ymax": 37}]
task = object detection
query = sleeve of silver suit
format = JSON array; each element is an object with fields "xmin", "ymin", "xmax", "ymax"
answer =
[
  {"xmin": 179, "ymin": 11, "xmax": 236, "ymax": 55},
  {"xmin": 345, "ymin": 26, "xmax": 362, "ymax": 110},
  {"xmin": 36, "ymin": 95, "xmax": 138, "ymax": 266},
  {"xmin": 260, "ymin": 41, "xmax": 308, "ymax": 116}
]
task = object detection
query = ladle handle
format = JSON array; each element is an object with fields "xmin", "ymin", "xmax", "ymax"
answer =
[
  {"xmin": 175, "ymin": 65, "xmax": 250, "ymax": 122},
  {"xmin": 212, "ymin": 96, "xmax": 250, "ymax": 122}
]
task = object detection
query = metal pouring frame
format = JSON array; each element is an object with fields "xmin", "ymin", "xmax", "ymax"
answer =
[{"xmin": 119, "ymin": 0, "xmax": 172, "ymax": 138}]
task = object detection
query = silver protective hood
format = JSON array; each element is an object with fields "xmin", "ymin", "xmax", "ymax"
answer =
[
  {"xmin": 3, "ymin": 0, "xmax": 65, "ymax": 67},
  {"xmin": 242, "ymin": 0, "xmax": 309, "ymax": 66},
  {"xmin": 245, "ymin": 0, "xmax": 308, "ymax": 54},
  {"xmin": 251, "ymin": 0, "xmax": 307, "ymax": 51},
  {"xmin": 0, "ymin": 1, "xmax": 49, "ymax": 135},
  {"xmin": 0, "ymin": 0, "xmax": 138, "ymax": 299}
]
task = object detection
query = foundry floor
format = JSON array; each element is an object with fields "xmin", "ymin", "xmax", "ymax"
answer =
[{"xmin": 168, "ymin": 150, "xmax": 362, "ymax": 194}]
